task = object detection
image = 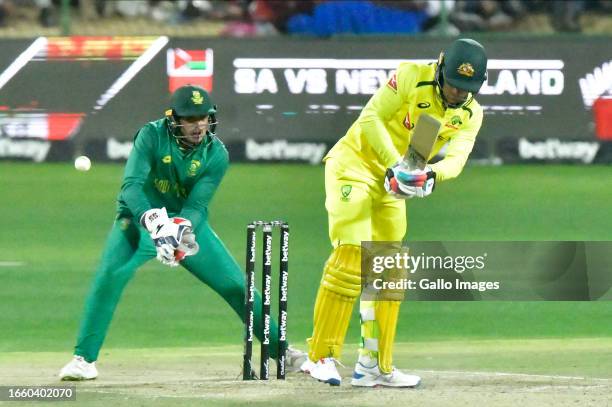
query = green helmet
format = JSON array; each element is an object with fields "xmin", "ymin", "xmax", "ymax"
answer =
[
  {"xmin": 166, "ymin": 85, "xmax": 218, "ymax": 147},
  {"xmin": 170, "ymin": 85, "xmax": 216, "ymax": 118},
  {"xmin": 440, "ymin": 38, "xmax": 487, "ymax": 93}
]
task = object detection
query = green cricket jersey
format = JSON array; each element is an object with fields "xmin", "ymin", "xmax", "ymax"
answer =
[{"xmin": 116, "ymin": 118, "xmax": 229, "ymax": 230}]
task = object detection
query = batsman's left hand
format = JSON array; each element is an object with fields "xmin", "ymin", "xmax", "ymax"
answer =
[{"xmin": 384, "ymin": 163, "xmax": 436, "ymax": 199}]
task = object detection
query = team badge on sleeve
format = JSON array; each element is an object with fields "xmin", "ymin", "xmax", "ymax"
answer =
[
  {"xmin": 387, "ymin": 73, "xmax": 398, "ymax": 93},
  {"xmin": 340, "ymin": 185, "xmax": 352, "ymax": 202}
]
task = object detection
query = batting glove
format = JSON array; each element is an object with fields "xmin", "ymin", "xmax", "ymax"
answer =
[
  {"xmin": 141, "ymin": 208, "xmax": 191, "ymax": 267},
  {"xmin": 396, "ymin": 166, "xmax": 436, "ymax": 198},
  {"xmin": 384, "ymin": 163, "xmax": 436, "ymax": 199}
]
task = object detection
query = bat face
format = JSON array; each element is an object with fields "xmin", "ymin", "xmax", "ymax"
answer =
[{"xmin": 404, "ymin": 114, "xmax": 441, "ymax": 170}]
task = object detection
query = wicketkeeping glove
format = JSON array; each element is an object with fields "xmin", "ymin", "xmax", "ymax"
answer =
[
  {"xmin": 141, "ymin": 208, "xmax": 192, "ymax": 267},
  {"xmin": 171, "ymin": 217, "xmax": 200, "ymax": 261},
  {"xmin": 384, "ymin": 163, "xmax": 436, "ymax": 199}
]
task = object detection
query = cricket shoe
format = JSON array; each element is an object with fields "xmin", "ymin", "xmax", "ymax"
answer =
[
  {"xmin": 300, "ymin": 357, "xmax": 342, "ymax": 386},
  {"xmin": 59, "ymin": 355, "xmax": 98, "ymax": 381},
  {"xmin": 285, "ymin": 346, "xmax": 308, "ymax": 372},
  {"xmin": 351, "ymin": 361, "xmax": 420, "ymax": 388}
]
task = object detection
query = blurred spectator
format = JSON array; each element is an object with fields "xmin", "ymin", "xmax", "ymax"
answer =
[
  {"xmin": 282, "ymin": 0, "xmax": 429, "ymax": 37},
  {"xmin": 3, "ymin": 0, "xmax": 610, "ymax": 34},
  {"xmin": 596, "ymin": 0, "xmax": 612, "ymax": 12},
  {"xmin": 0, "ymin": 0, "xmax": 13, "ymax": 27},
  {"xmin": 248, "ymin": 0, "xmax": 316, "ymax": 34},
  {"xmin": 421, "ymin": 0, "xmax": 459, "ymax": 34},
  {"xmin": 35, "ymin": 0, "xmax": 98, "ymax": 27},
  {"xmin": 35, "ymin": 0, "xmax": 56, "ymax": 27},
  {"xmin": 144, "ymin": 1, "xmax": 248, "ymax": 25},
  {"xmin": 450, "ymin": 0, "xmax": 525, "ymax": 31},
  {"xmin": 550, "ymin": 0, "xmax": 585, "ymax": 32}
]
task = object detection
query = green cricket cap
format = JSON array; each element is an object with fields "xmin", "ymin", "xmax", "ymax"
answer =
[
  {"xmin": 443, "ymin": 38, "xmax": 487, "ymax": 93},
  {"xmin": 170, "ymin": 85, "xmax": 216, "ymax": 117}
]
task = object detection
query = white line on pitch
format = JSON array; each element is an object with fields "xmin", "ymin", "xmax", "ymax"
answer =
[
  {"xmin": 417, "ymin": 369, "xmax": 612, "ymax": 382},
  {"xmin": 0, "ymin": 261, "xmax": 24, "ymax": 267}
]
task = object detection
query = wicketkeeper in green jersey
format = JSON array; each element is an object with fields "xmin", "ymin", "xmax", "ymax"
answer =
[{"xmin": 59, "ymin": 85, "xmax": 305, "ymax": 380}]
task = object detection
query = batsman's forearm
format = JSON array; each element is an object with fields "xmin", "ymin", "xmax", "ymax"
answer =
[
  {"xmin": 430, "ymin": 156, "xmax": 467, "ymax": 182},
  {"xmin": 430, "ymin": 132, "xmax": 476, "ymax": 182},
  {"xmin": 360, "ymin": 119, "xmax": 402, "ymax": 168}
]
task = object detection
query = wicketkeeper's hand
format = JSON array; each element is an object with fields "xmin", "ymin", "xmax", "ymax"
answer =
[
  {"xmin": 384, "ymin": 163, "xmax": 436, "ymax": 199},
  {"xmin": 171, "ymin": 217, "xmax": 199, "ymax": 261},
  {"xmin": 141, "ymin": 208, "xmax": 192, "ymax": 267}
]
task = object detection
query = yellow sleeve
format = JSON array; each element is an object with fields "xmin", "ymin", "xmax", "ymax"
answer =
[
  {"xmin": 358, "ymin": 64, "xmax": 417, "ymax": 168},
  {"xmin": 430, "ymin": 107, "xmax": 483, "ymax": 182}
]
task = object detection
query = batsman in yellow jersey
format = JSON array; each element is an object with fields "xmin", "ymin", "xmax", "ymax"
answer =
[{"xmin": 300, "ymin": 39, "xmax": 488, "ymax": 387}]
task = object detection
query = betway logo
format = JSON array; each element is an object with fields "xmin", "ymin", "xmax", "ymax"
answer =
[
  {"xmin": 245, "ymin": 139, "xmax": 326, "ymax": 164},
  {"xmin": 518, "ymin": 138, "xmax": 599, "ymax": 163},
  {"xmin": 107, "ymin": 138, "xmax": 133, "ymax": 160},
  {"xmin": 0, "ymin": 138, "xmax": 50, "ymax": 162},
  {"xmin": 579, "ymin": 60, "xmax": 612, "ymax": 107}
]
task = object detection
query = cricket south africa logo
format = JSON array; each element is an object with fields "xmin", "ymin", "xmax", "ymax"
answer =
[
  {"xmin": 187, "ymin": 160, "xmax": 201, "ymax": 177},
  {"xmin": 191, "ymin": 91, "xmax": 204, "ymax": 105},
  {"xmin": 457, "ymin": 63, "xmax": 475, "ymax": 77},
  {"xmin": 341, "ymin": 185, "xmax": 352, "ymax": 202}
]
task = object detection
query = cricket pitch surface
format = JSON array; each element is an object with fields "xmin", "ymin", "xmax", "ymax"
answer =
[{"xmin": 1, "ymin": 339, "xmax": 610, "ymax": 406}]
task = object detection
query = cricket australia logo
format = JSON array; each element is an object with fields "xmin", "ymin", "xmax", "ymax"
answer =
[
  {"xmin": 445, "ymin": 115, "xmax": 463, "ymax": 130},
  {"xmin": 341, "ymin": 185, "xmax": 352, "ymax": 202},
  {"xmin": 457, "ymin": 63, "xmax": 475, "ymax": 77},
  {"xmin": 191, "ymin": 90, "xmax": 204, "ymax": 105}
]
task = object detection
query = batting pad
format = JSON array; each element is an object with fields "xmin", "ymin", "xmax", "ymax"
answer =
[{"xmin": 308, "ymin": 245, "xmax": 361, "ymax": 361}]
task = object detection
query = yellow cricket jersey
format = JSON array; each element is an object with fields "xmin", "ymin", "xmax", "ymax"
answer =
[{"xmin": 324, "ymin": 62, "xmax": 483, "ymax": 183}]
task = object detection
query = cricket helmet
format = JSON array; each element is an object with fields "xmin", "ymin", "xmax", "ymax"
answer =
[
  {"xmin": 435, "ymin": 38, "xmax": 487, "ymax": 107},
  {"xmin": 166, "ymin": 85, "xmax": 218, "ymax": 146}
]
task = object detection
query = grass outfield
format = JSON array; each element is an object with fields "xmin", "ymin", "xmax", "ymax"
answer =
[{"xmin": 0, "ymin": 163, "xmax": 610, "ymax": 354}]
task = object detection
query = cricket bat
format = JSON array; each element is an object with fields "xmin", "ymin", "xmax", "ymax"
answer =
[{"xmin": 403, "ymin": 114, "xmax": 441, "ymax": 170}]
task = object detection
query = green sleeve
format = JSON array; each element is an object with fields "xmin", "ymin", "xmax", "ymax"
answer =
[
  {"xmin": 179, "ymin": 145, "xmax": 229, "ymax": 230},
  {"xmin": 119, "ymin": 125, "xmax": 156, "ymax": 221}
]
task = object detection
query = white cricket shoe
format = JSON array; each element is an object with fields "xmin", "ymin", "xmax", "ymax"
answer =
[
  {"xmin": 285, "ymin": 346, "xmax": 308, "ymax": 372},
  {"xmin": 59, "ymin": 355, "xmax": 98, "ymax": 381},
  {"xmin": 300, "ymin": 357, "xmax": 342, "ymax": 386},
  {"xmin": 351, "ymin": 361, "xmax": 420, "ymax": 388},
  {"xmin": 299, "ymin": 358, "xmax": 316, "ymax": 373}
]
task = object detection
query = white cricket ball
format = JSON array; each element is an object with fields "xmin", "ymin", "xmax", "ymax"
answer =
[{"xmin": 74, "ymin": 155, "xmax": 91, "ymax": 171}]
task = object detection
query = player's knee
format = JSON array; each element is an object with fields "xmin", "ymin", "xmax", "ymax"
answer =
[
  {"xmin": 322, "ymin": 244, "xmax": 362, "ymax": 298},
  {"xmin": 223, "ymin": 277, "xmax": 244, "ymax": 300}
]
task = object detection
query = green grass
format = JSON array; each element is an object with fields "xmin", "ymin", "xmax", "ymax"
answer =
[{"xmin": 0, "ymin": 163, "xmax": 611, "ymax": 355}]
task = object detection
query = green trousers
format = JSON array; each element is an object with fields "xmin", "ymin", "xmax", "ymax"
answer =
[{"xmin": 74, "ymin": 216, "xmax": 280, "ymax": 362}]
